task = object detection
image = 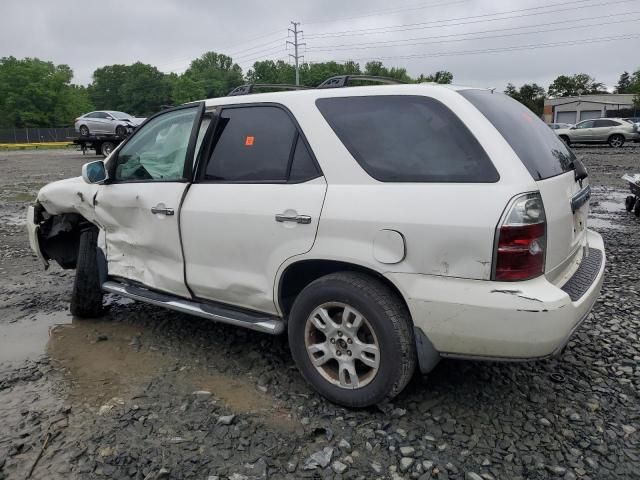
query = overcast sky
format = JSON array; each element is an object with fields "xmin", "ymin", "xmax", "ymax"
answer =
[{"xmin": 1, "ymin": 0, "xmax": 638, "ymax": 90}]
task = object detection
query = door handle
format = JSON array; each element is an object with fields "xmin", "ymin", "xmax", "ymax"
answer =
[
  {"xmin": 275, "ymin": 213, "xmax": 311, "ymax": 224},
  {"xmin": 151, "ymin": 206, "xmax": 175, "ymax": 216}
]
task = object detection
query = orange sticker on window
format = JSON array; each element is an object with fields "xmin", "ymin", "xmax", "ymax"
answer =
[{"xmin": 245, "ymin": 136, "xmax": 255, "ymax": 146}]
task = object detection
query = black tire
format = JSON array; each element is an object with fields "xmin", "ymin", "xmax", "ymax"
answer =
[
  {"xmin": 79, "ymin": 125, "xmax": 90, "ymax": 136},
  {"xmin": 101, "ymin": 141, "xmax": 115, "ymax": 156},
  {"xmin": 626, "ymin": 196, "xmax": 635, "ymax": 212},
  {"xmin": 288, "ymin": 272, "xmax": 416, "ymax": 407},
  {"xmin": 115, "ymin": 125, "xmax": 127, "ymax": 137},
  {"xmin": 608, "ymin": 134, "xmax": 625, "ymax": 148},
  {"xmin": 634, "ymin": 199, "xmax": 640, "ymax": 217},
  {"xmin": 70, "ymin": 228, "xmax": 104, "ymax": 318},
  {"xmin": 559, "ymin": 135, "xmax": 571, "ymax": 146}
]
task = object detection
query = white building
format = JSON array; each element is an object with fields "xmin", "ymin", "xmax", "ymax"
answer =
[{"xmin": 543, "ymin": 94, "xmax": 636, "ymax": 124}]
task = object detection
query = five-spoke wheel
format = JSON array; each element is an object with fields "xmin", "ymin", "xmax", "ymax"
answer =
[{"xmin": 289, "ymin": 272, "xmax": 416, "ymax": 407}]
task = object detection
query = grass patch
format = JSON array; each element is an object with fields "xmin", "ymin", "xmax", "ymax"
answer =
[{"xmin": 0, "ymin": 142, "xmax": 73, "ymax": 151}]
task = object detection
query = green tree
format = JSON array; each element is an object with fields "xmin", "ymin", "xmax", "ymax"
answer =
[
  {"xmin": 167, "ymin": 73, "xmax": 204, "ymax": 105},
  {"xmin": 183, "ymin": 52, "xmax": 244, "ymax": 98},
  {"xmin": 547, "ymin": 73, "xmax": 606, "ymax": 97},
  {"xmin": 363, "ymin": 61, "xmax": 411, "ymax": 82},
  {"xmin": 616, "ymin": 71, "xmax": 632, "ymax": 93},
  {"xmin": 89, "ymin": 62, "xmax": 171, "ymax": 115},
  {"xmin": 505, "ymin": 82, "xmax": 546, "ymax": 115},
  {"xmin": 0, "ymin": 56, "xmax": 93, "ymax": 127},
  {"xmin": 415, "ymin": 70, "xmax": 453, "ymax": 84}
]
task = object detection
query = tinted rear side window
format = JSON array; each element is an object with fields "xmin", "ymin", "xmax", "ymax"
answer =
[
  {"xmin": 316, "ymin": 95, "xmax": 498, "ymax": 183},
  {"xmin": 460, "ymin": 89, "xmax": 575, "ymax": 180},
  {"xmin": 204, "ymin": 106, "xmax": 296, "ymax": 182}
]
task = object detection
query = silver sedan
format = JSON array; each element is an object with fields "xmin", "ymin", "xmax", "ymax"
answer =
[{"xmin": 74, "ymin": 111, "xmax": 145, "ymax": 137}]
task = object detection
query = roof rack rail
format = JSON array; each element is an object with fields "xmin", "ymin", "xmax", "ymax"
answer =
[
  {"xmin": 227, "ymin": 84, "xmax": 311, "ymax": 96},
  {"xmin": 317, "ymin": 75, "xmax": 406, "ymax": 89}
]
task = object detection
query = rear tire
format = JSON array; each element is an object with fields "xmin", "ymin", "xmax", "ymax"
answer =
[
  {"xmin": 288, "ymin": 272, "xmax": 416, "ymax": 407},
  {"xmin": 70, "ymin": 228, "xmax": 104, "ymax": 318},
  {"xmin": 634, "ymin": 199, "xmax": 640, "ymax": 218},
  {"xmin": 608, "ymin": 134, "xmax": 625, "ymax": 148},
  {"xmin": 626, "ymin": 196, "xmax": 635, "ymax": 212},
  {"xmin": 79, "ymin": 125, "xmax": 89, "ymax": 136},
  {"xmin": 560, "ymin": 135, "xmax": 571, "ymax": 146}
]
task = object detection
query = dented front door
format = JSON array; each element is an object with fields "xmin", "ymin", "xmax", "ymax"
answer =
[{"xmin": 94, "ymin": 104, "xmax": 203, "ymax": 297}]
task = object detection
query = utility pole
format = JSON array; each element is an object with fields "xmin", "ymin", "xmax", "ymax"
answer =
[{"xmin": 287, "ymin": 21, "xmax": 305, "ymax": 85}]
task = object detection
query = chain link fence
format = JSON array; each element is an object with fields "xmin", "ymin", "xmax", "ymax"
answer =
[{"xmin": 0, "ymin": 127, "xmax": 76, "ymax": 143}]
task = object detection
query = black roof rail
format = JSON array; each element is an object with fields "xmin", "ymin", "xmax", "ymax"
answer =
[
  {"xmin": 227, "ymin": 84, "xmax": 311, "ymax": 96},
  {"xmin": 317, "ymin": 75, "xmax": 406, "ymax": 89}
]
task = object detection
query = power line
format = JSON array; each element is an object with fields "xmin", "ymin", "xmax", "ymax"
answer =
[
  {"xmin": 313, "ymin": 32, "xmax": 640, "ymax": 62},
  {"xmin": 302, "ymin": 0, "xmax": 469, "ymax": 25},
  {"xmin": 304, "ymin": 0, "xmax": 634, "ymax": 38},
  {"xmin": 306, "ymin": 14, "xmax": 640, "ymax": 52}
]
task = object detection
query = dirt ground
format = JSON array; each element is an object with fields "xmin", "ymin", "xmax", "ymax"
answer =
[{"xmin": 0, "ymin": 147, "xmax": 638, "ymax": 480}]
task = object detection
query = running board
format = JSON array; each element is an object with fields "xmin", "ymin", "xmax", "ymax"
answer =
[{"xmin": 102, "ymin": 281, "xmax": 285, "ymax": 335}]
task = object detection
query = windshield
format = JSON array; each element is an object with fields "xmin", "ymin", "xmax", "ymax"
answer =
[
  {"xmin": 111, "ymin": 111, "xmax": 133, "ymax": 120},
  {"xmin": 459, "ymin": 89, "xmax": 575, "ymax": 181}
]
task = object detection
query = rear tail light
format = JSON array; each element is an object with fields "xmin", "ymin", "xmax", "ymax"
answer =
[{"xmin": 493, "ymin": 192, "xmax": 546, "ymax": 281}]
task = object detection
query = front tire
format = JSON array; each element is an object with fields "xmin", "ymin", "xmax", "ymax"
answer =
[
  {"xmin": 608, "ymin": 134, "xmax": 625, "ymax": 148},
  {"xmin": 288, "ymin": 272, "xmax": 416, "ymax": 407},
  {"xmin": 115, "ymin": 125, "xmax": 127, "ymax": 137},
  {"xmin": 626, "ymin": 196, "xmax": 635, "ymax": 212},
  {"xmin": 79, "ymin": 125, "xmax": 89, "ymax": 136},
  {"xmin": 70, "ymin": 228, "xmax": 104, "ymax": 318},
  {"xmin": 559, "ymin": 135, "xmax": 571, "ymax": 146}
]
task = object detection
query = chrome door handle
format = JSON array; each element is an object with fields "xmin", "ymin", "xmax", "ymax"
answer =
[
  {"xmin": 151, "ymin": 206, "xmax": 175, "ymax": 216},
  {"xmin": 275, "ymin": 213, "xmax": 311, "ymax": 224}
]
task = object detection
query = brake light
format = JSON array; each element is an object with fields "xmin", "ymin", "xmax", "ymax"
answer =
[{"xmin": 493, "ymin": 193, "xmax": 546, "ymax": 281}]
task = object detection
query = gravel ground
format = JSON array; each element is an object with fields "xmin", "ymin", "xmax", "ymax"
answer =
[{"xmin": 0, "ymin": 147, "xmax": 639, "ymax": 480}]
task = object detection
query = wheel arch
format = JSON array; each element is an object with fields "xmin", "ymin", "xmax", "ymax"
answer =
[
  {"xmin": 278, "ymin": 258, "xmax": 441, "ymax": 374},
  {"xmin": 277, "ymin": 258, "xmax": 409, "ymax": 318}
]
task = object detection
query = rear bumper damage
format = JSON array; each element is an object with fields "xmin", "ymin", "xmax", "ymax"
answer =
[{"xmin": 390, "ymin": 229, "xmax": 605, "ymax": 364}]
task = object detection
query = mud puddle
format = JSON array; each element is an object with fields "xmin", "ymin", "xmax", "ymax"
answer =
[
  {"xmin": 589, "ymin": 188, "xmax": 626, "ymax": 230},
  {"xmin": 0, "ymin": 310, "xmax": 72, "ymax": 367},
  {"xmin": 45, "ymin": 313, "xmax": 296, "ymax": 429}
]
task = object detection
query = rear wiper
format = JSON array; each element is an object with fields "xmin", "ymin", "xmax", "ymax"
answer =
[{"xmin": 570, "ymin": 159, "xmax": 588, "ymax": 184}]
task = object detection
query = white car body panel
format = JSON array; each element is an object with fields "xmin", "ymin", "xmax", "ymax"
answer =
[
  {"xmin": 181, "ymin": 178, "xmax": 327, "ymax": 314},
  {"xmin": 94, "ymin": 182, "xmax": 191, "ymax": 297},
  {"xmin": 29, "ymin": 83, "xmax": 606, "ymax": 362}
]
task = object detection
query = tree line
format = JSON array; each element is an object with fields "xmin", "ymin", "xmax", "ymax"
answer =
[{"xmin": 0, "ymin": 53, "xmax": 639, "ymax": 128}]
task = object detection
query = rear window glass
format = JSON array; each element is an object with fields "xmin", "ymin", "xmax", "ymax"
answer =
[
  {"xmin": 459, "ymin": 89, "xmax": 575, "ymax": 180},
  {"xmin": 316, "ymin": 95, "xmax": 498, "ymax": 183}
]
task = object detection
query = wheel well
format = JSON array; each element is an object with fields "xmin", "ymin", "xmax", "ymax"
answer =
[
  {"xmin": 35, "ymin": 206, "xmax": 95, "ymax": 269},
  {"xmin": 278, "ymin": 260, "xmax": 410, "ymax": 318}
]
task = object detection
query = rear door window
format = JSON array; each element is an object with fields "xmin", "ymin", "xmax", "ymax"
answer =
[
  {"xmin": 203, "ymin": 106, "xmax": 296, "ymax": 182},
  {"xmin": 460, "ymin": 89, "xmax": 575, "ymax": 181},
  {"xmin": 316, "ymin": 95, "xmax": 498, "ymax": 183},
  {"xmin": 594, "ymin": 120, "xmax": 617, "ymax": 127}
]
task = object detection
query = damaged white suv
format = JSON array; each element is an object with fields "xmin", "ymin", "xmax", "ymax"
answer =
[{"xmin": 27, "ymin": 78, "xmax": 605, "ymax": 407}]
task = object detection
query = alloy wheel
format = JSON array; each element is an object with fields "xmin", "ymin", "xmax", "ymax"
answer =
[{"xmin": 304, "ymin": 302, "xmax": 380, "ymax": 389}]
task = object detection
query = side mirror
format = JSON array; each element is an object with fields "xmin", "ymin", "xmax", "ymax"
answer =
[{"xmin": 82, "ymin": 160, "xmax": 107, "ymax": 184}]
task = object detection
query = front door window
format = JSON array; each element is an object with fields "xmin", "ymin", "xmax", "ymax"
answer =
[{"xmin": 113, "ymin": 107, "xmax": 199, "ymax": 182}]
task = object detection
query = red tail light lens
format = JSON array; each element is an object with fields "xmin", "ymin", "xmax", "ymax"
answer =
[{"xmin": 494, "ymin": 193, "xmax": 546, "ymax": 281}]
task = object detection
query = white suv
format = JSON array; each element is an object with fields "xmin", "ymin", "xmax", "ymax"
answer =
[{"xmin": 27, "ymin": 79, "xmax": 605, "ymax": 407}]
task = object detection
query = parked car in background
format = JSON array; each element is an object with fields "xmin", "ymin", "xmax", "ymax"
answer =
[
  {"xmin": 555, "ymin": 118, "xmax": 640, "ymax": 147},
  {"xmin": 548, "ymin": 122, "xmax": 573, "ymax": 130},
  {"xmin": 75, "ymin": 111, "xmax": 145, "ymax": 137},
  {"xmin": 28, "ymin": 82, "xmax": 605, "ymax": 407}
]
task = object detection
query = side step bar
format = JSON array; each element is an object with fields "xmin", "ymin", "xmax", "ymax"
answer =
[{"xmin": 102, "ymin": 281, "xmax": 285, "ymax": 335}]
